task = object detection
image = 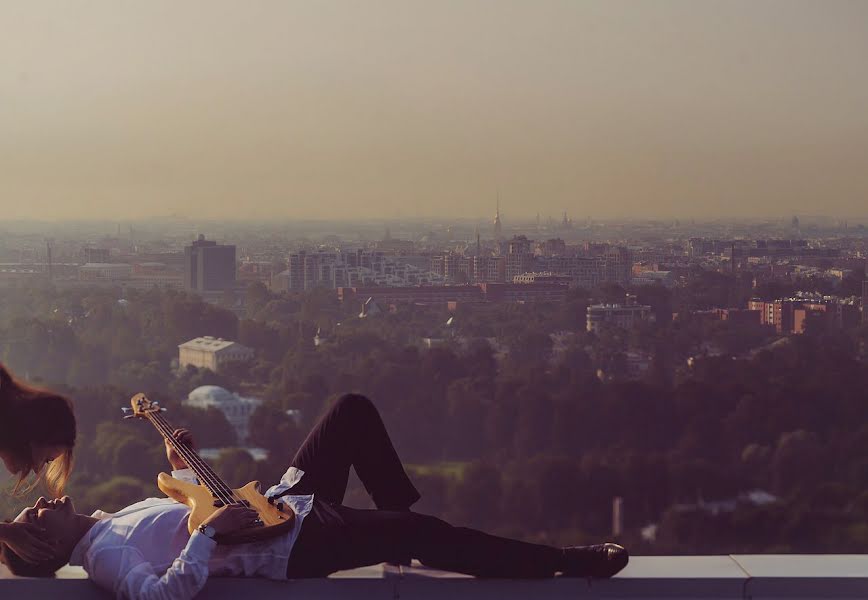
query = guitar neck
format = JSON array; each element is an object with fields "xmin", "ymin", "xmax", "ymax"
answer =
[{"xmin": 144, "ymin": 411, "xmax": 236, "ymax": 502}]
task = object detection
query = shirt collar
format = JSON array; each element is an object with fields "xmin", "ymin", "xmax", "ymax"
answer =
[
  {"xmin": 68, "ymin": 533, "xmax": 89, "ymax": 567},
  {"xmin": 68, "ymin": 514, "xmax": 105, "ymax": 566}
]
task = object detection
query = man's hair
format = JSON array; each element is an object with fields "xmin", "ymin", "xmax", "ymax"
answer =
[{"xmin": 0, "ymin": 531, "xmax": 66, "ymax": 578}]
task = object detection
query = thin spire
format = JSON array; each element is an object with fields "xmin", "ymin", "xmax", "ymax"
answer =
[{"xmin": 493, "ymin": 190, "xmax": 503, "ymax": 240}]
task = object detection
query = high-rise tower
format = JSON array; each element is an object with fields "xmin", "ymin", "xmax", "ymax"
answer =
[
  {"xmin": 493, "ymin": 194, "xmax": 503, "ymax": 240},
  {"xmin": 183, "ymin": 234, "xmax": 236, "ymax": 293}
]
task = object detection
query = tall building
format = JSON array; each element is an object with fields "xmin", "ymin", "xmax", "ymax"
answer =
[
  {"xmin": 83, "ymin": 247, "xmax": 110, "ymax": 263},
  {"xmin": 183, "ymin": 235, "xmax": 236, "ymax": 292},
  {"xmin": 603, "ymin": 247, "xmax": 633, "ymax": 286},
  {"xmin": 749, "ymin": 296, "xmax": 861, "ymax": 334},
  {"xmin": 493, "ymin": 197, "xmax": 503, "ymax": 240},
  {"xmin": 505, "ymin": 235, "xmax": 535, "ymax": 281},
  {"xmin": 430, "ymin": 253, "xmax": 473, "ymax": 283},
  {"xmin": 539, "ymin": 238, "xmax": 567, "ymax": 257},
  {"xmin": 542, "ymin": 255, "xmax": 600, "ymax": 289},
  {"xmin": 473, "ymin": 255, "xmax": 505, "ymax": 283},
  {"xmin": 282, "ymin": 249, "xmax": 439, "ymax": 291}
]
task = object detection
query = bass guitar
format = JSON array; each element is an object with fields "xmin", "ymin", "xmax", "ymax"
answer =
[{"xmin": 124, "ymin": 393, "xmax": 295, "ymax": 544}]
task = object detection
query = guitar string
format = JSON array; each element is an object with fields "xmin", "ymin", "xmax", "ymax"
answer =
[
  {"xmin": 148, "ymin": 412, "xmax": 237, "ymax": 505},
  {"xmin": 146, "ymin": 411, "xmax": 235, "ymax": 504},
  {"xmin": 147, "ymin": 411, "xmax": 237, "ymax": 505},
  {"xmin": 147, "ymin": 411, "xmax": 239, "ymax": 505},
  {"xmin": 151, "ymin": 412, "xmax": 296, "ymax": 525}
]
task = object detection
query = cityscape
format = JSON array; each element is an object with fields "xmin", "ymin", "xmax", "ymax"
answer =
[
  {"xmin": 1, "ymin": 212, "xmax": 866, "ymax": 559},
  {"xmin": 1, "ymin": 0, "xmax": 867, "ymax": 596},
  {"xmin": 2, "ymin": 212, "xmax": 867, "ymax": 338}
]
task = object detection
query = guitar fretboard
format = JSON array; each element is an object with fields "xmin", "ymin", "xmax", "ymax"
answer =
[{"xmin": 145, "ymin": 411, "xmax": 239, "ymax": 505}]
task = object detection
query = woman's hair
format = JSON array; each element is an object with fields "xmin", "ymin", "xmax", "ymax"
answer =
[
  {"xmin": 0, "ymin": 363, "xmax": 76, "ymax": 497},
  {"xmin": 0, "ymin": 523, "xmax": 66, "ymax": 577}
]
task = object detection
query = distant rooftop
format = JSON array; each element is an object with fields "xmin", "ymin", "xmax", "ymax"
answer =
[
  {"xmin": 80, "ymin": 262, "xmax": 131, "ymax": 268},
  {"xmin": 178, "ymin": 336, "xmax": 243, "ymax": 352}
]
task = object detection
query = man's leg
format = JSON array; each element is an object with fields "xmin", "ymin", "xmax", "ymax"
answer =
[
  {"xmin": 286, "ymin": 504, "xmax": 562, "ymax": 579},
  {"xmin": 283, "ymin": 394, "xmax": 420, "ymax": 510}
]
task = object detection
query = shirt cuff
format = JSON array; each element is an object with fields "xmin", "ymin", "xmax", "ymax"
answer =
[
  {"xmin": 186, "ymin": 531, "xmax": 218, "ymax": 561},
  {"xmin": 171, "ymin": 468, "xmax": 198, "ymax": 484}
]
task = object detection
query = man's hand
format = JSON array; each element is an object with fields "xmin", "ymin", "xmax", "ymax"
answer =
[
  {"xmin": 200, "ymin": 505, "xmax": 261, "ymax": 539},
  {"xmin": 165, "ymin": 428, "xmax": 195, "ymax": 471}
]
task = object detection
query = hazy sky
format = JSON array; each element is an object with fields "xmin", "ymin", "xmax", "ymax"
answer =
[{"xmin": 1, "ymin": 1, "xmax": 867, "ymax": 221}]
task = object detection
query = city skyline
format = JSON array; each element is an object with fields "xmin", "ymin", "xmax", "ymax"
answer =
[{"xmin": 2, "ymin": 1, "xmax": 868, "ymax": 221}]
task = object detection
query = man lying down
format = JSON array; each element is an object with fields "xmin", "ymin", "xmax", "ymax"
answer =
[{"xmin": 1, "ymin": 394, "xmax": 628, "ymax": 599}]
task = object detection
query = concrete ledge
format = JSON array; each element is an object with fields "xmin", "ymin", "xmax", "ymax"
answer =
[
  {"xmin": 1, "ymin": 556, "xmax": 866, "ymax": 599},
  {"xmin": 733, "ymin": 555, "xmax": 868, "ymax": 599}
]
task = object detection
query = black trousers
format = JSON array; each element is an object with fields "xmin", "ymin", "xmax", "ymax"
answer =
[{"xmin": 280, "ymin": 394, "xmax": 562, "ymax": 579}]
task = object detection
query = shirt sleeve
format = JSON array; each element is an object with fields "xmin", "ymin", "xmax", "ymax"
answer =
[
  {"xmin": 264, "ymin": 466, "xmax": 305, "ymax": 498},
  {"xmin": 171, "ymin": 469, "xmax": 199, "ymax": 485},
  {"xmin": 87, "ymin": 531, "xmax": 217, "ymax": 600}
]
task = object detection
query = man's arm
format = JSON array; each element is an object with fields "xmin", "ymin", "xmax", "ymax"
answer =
[
  {"xmin": 87, "ymin": 506, "xmax": 259, "ymax": 600},
  {"xmin": 165, "ymin": 428, "xmax": 195, "ymax": 471},
  {"xmin": 89, "ymin": 531, "xmax": 215, "ymax": 600},
  {"xmin": 166, "ymin": 428, "xmax": 199, "ymax": 490}
]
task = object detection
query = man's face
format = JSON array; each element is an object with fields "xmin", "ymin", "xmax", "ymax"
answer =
[{"xmin": 15, "ymin": 496, "xmax": 79, "ymax": 551}]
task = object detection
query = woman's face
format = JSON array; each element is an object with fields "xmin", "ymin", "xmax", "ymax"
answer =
[{"xmin": 29, "ymin": 444, "xmax": 68, "ymax": 475}]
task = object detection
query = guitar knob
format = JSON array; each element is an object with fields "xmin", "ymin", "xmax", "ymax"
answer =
[
  {"xmin": 266, "ymin": 496, "xmax": 275, "ymax": 505},
  {"xmin": 276, "ymin": 503, "xmax": 284, "ymax": 512}
]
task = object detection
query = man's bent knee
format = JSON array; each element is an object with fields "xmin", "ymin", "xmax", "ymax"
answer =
[{"xmin": 335, "ymin": 393, "xmax": 375, "ymax": 415}]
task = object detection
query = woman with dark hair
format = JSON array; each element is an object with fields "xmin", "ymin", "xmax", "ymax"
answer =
[{"xmin": 0, "ymin": 362, "xmax": 76, "ymax": 563}]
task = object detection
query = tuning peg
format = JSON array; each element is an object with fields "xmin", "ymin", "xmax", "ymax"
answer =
[
  {"xmin": 160, "ymin": 408, "xmax": 167, "ymax": 412},
  {"xmin": 121, "ymin": 407, "xmax": 133, "ymax": 414}
]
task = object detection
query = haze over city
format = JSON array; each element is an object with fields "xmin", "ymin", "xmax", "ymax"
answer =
[
  {"xmin": 4, "ymin": 2, "xmax": 868, "ymax": 594},
  {"xmin": 2, "ymin": 0, "xmax": 868, "ymax": 222}
]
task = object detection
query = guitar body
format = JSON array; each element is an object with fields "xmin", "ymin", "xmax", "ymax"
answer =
[
  {"xmin": 157, "ymin": 472, "xmax": 296, "ymax": 544},
  {"xmin": 127, "ymin": 393, "xmax": 297, "ymax": 545}
]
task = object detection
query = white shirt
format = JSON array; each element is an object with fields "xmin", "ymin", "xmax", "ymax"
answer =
[{"xmin": 69, "ymin": 466, "xmax": 314, "ymax": 600}]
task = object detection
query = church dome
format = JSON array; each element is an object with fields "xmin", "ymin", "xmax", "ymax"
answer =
[{"xmin": 188, "ymin": 385, "xmax": 235, "ymax": 405}]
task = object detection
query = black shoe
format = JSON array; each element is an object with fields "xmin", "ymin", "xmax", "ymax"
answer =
[
  {"xmin": 386, "ymin": 556, "xmax": 412, "ymax": 567},
  {"xmin": 560, "ymin": 543, "xmax": 629, "ymax": 578}
]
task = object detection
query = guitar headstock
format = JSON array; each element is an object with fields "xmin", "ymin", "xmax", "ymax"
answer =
[{"xmin": 123, "ymin": 393, "xmax": 165, "ymax": 419}]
